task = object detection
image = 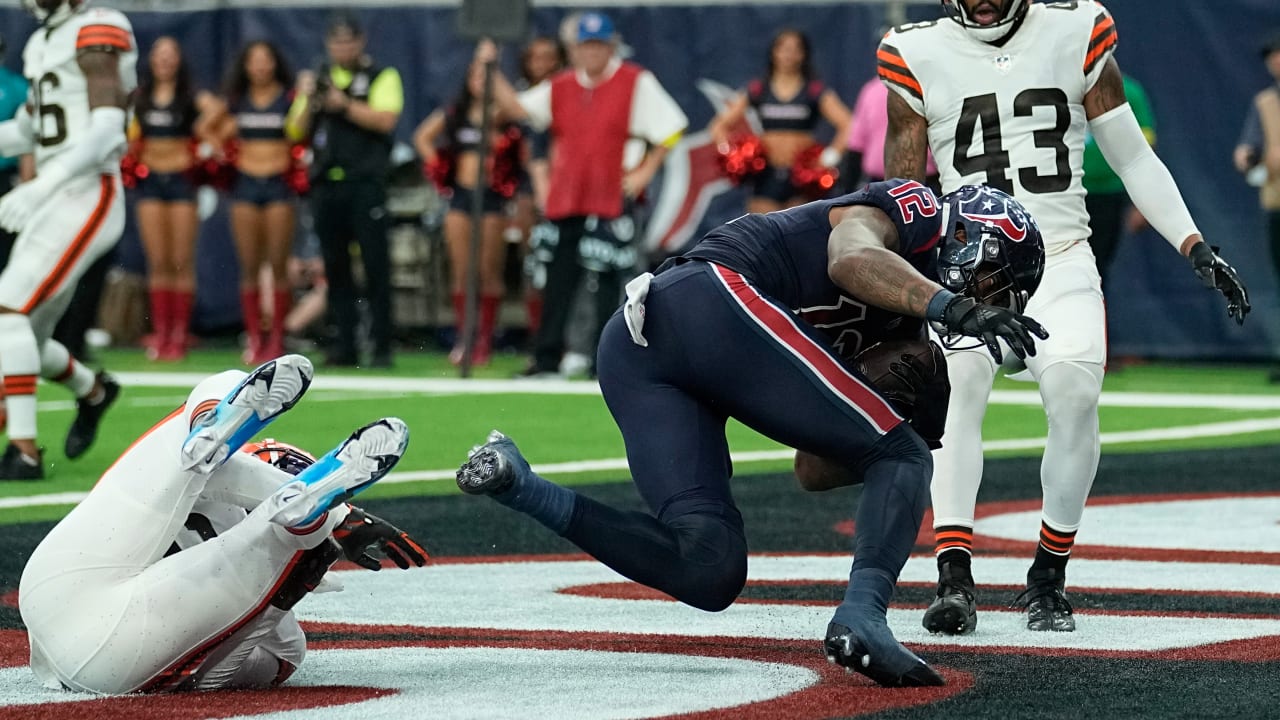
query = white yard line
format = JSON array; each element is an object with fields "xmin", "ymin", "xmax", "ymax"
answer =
[{"xmin": 5, "ymin": 416, "xmax": 1280, "ymax": 511}]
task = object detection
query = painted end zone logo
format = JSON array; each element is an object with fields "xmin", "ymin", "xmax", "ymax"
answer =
[{"xmin": 0, "ymin": 494, "xmax": 1274, "ymax": 719}]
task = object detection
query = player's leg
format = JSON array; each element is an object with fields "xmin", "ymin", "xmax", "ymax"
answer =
[
  {"xmin": 38, "ymin": 331, "xmax": 121, "ymax": 459},
  {"xmin": 0, "ymin": 176, "xmax": 124, "ymax": 478},
  {"xmin": 921, "ymin": 346, "xmax": 997, "ymax": 635},
  {"xmin": 678, "ymin": 264, "xmax": 940, "ymax": 686},
  {"xmin": 1016, "ymin": 246, "xmax": 1106, "ymax": 632}
]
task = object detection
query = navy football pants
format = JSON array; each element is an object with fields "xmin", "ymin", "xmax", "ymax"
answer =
[{"xmin": 561, "ymin": 260, "xmax": 931, "ymax": 611}]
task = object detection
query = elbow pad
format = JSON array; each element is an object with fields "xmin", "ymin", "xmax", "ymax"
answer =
[{"xmin": 1090, "ymin": 104, "xmax": 1199, "ymax": 253}]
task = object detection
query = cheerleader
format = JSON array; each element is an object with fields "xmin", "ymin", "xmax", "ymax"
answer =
[
  {"xmin": 210, "ymin": 41, "xmax": 304, "ymax": 364},
  {"xmin": 130, "ymin": 37, "xmax": 219, "ymax": 360},
  {"xmin": 709, "ymin": 29, "xmax": 850, "ymax": 213},
  {"xmin": 413, "ymin": 59, "xmax": 525, "ymax": 365}
]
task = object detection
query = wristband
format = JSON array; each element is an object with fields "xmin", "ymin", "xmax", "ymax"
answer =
[{"xmin": 925, "ymin": 288, "xmax": 957, "ymax": 322}]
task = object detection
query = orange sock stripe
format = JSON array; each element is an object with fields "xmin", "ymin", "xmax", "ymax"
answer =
[
  {"xmin": 934, "ymin": 524, "xmax": 974, "ymax": 555},
  {"xmin": 935, "ymin": 541, "xmax": 973, "ymax": 554},
  {"xmin": 1040, "ymin": 527, "xmax": 1077, "ymax": 544},
  {"xmin": 2, "ymin": 375, "xmax": 38, "ymax": 395},
  {"xmin": 188, "ymin": 399, "xmax": 221, "ymax": 430},
  {"xmin": 53, "ymin": 357, "xmax": 76, "ymax": 383}
]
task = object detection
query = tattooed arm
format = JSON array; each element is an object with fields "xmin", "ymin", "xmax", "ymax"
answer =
[
  {"xmin": 826, "ymin": 204, "xmax": 944, "ymax": 318},
  {"xmin": 884, "ymin": 91, "xmax": 929, "ymax": 182}
]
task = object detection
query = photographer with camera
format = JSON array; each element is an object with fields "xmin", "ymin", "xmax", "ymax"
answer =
[{"xmin": 286, "ymin": 11, "xmax": 403, "ymax": 368}]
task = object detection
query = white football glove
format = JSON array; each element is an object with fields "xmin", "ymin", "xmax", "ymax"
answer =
[
  {"xmin": 0, "ymin": 177, "xmax": 53, "ymax": 233},
  {"xmin": 819, "ymin": 146, "xmax": 843, "ymax": 169}
]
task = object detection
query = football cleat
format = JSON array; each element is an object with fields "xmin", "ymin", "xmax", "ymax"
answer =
[
  {"xmin": 0, "ymin": 443, "xmax": 43, "ymax": 481},
  {"xmin": 65, "ymin": 372, "xmax": 121, "ymax": 460},
  {"xmin": 922, "ymin": 561, "xmax": 978, "ymax": 635},
  {"xmin": 455, "ymin": 430, "xmax": 529, "ymax": 496},
  {"xmin": 1013, "ymin": 567, "xmax": 1076, "ymax": 632},
  {"xmin": 180, "ymin": 355, "xmax": 313, "ymax": 474},
  {"xmin": 272, "ymin": 417, "xmax": 410, "ymax": 527},
  {"xmin": 823, "ymin": 620, "xmax": 946, "ymax": 688}
]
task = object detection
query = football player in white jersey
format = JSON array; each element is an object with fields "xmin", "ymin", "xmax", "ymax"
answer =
[
  {"xmin": 19, "ymin": 355, "xmax": 425, "ymax": 694},
  {"xmin": 0, "ymin": 0, "xmax": 138, "ymax": 479},
  {"xmin": 880, "ymin": 0, "xmax": 1249, "ymax": 634}
]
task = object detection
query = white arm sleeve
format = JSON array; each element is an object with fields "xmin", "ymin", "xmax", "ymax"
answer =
[
  {"xmin": 517, "ymin": 82, "xmax": 552, "ymax": 132},
  {"xmin": 36, "ymin": 106, "xmax": 127, "ymax": 186},
  {"xmin": 1090, "ymin": 103, "xmax": 1199, "ymax": 254},
  {"xmin": 0, "ymin": 106, "xmax": 35, "ymax": 159}
]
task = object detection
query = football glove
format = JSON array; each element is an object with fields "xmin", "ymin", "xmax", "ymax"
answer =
[
  {"xmin": 937, "ymin": 295, "xmax": 1048, "ymax": 365},
  {"xmin": 1189, "ymin": 243, "xmax": 1249, "ymax": 326},
  {"xmin": 332, "ymin": 505, "xmax": 429, "ymax": 570}
]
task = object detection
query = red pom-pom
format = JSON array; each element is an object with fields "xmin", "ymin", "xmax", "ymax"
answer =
[
  {"xmin": 120, "ymin": 140, "xmax": 146, "ymax": 189},
  {"xmin": 790, "ymin": 144, "xmax": 839, "ymax": 201},
  {"xmin": 717, "ymin": 133, "xmax": 768, "ymax": 186},
  {"xmin": 488, "ymin": 124, "xmax": 524, "ymax": 199},
  {"xmin": 423, "ymin": 150, "xmax": 455, "ymax": 196},
  {"xmin": 287, "ymin": 143, "xmax": 310, "ymax": 196}
]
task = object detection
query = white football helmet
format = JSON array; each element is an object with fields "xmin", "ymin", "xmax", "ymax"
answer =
[
  {"xmin": 940, "ymin": 0, "xmax": 1030, "ymax": 44},
  {"xmin": 21, "ymin": 0, "xmax": 86, "ymax": 28}
]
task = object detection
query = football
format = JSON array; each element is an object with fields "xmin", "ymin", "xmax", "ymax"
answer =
[{"xmin": 853, "ymin": 339, "xmax": 944, "ymax": 413}]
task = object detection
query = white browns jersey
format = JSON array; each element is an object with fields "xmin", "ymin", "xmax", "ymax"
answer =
[
  {"xmin": 21, "ymin": 6, "xmax": 138, "ymax": 172},
  {"xmin": 879, "ymin": 1, "xmax": 1118, "ymax": 255}
]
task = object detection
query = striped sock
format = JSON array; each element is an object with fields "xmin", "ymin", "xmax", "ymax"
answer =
[
  {"xmin": 934, "ymin": 524, "xmax": 974, "ymax": 567},
  {"xmin": 1033, "ymin": 520, "xmax": 1078, "ymax": 571}
]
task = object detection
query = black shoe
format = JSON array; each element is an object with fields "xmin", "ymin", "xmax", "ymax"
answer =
[
  {"xmin": 823, "ymin": 621, "xmax": 945, "ymax": 687},
  {"xmin": 0, "ymin": 444, "xmax": 43, "ymax": 481},
  {"xmin": 922, "ymin": 561, "xmax": 978, "ymax": 635},
  {"xmin": 65, "ymin": 372, "xmax": 121, "ymax": 460},
  {"xmin": 1013, "ymin": 567, "xmax": 1076, "ymax": 631}
]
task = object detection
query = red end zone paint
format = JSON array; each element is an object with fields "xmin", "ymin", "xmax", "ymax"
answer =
[
  {"xmin": 0, "ymin": 686, "xmax": 393, "ymax": 720},
  {"xmin": 835, "ymin": 493, "xmax": 1280, "ymax": 565},
  {"xmin": 304, "ymin": 623, "xmax": 974, "ymax": 719}
]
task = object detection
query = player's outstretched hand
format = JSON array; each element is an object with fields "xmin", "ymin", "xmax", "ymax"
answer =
[
  {"xmin": 1189, "ymin": 243, "xmax": 1250, "ymax": 325},
  {"xmin": 940, "ymin": 295, "xmax": 1049, "ymax": 365},
  {"xmin": 333, "ymin": 505, "xmax": 429, "ymax": 570}
]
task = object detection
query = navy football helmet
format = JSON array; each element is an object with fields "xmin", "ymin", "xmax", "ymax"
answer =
[
  {"xmin": 940, "ymin": 0, "xmax": 1029, "ymax": 44},
  {"xmin": 935, "ymin": 185, "xmax": 1044, "ymax": 352}
]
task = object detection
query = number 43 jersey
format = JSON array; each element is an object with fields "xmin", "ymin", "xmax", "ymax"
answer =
[
  {"xmin": 879, "ymin": 0, "xmax": 1117, "ymax": 255},
  {"xmin": 22, "ymin": 7, "xmax": 138, "ymax": 172}
]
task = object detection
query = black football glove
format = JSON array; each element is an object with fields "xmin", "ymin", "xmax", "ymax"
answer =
[
  {"xmin": 332, "ymin": 505, "xmax": 429, "ymax": 571},
  {"xmin": 1189, "ymin": 243, "xmax": 1249, "ymax": 326},
  {"xmin": 937, "ymin": 295, "xmax": 1049, "ymax": 365}
]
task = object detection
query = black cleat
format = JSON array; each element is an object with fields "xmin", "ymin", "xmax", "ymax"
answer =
[
  {"xmin": 65, "ymin": 372, "xmax": 121, "ymax": 459},
  {"xmin": 823, "ymin": 621, "xmax": 946, "ymax": 687},
  {"xmin": 922, "ymin": 561, "xmax": 978, "ymax": 635},
  {"xmin": 1013, "ymin": 567, "xmax": 1076, "ymax": 632},
  {"xmin": 0, "ymin": 443, "xmax": 43, "ymax": 481},
  {"xmin": 456, "ymin": 430, "xmax": 528, "ymax": 496}
]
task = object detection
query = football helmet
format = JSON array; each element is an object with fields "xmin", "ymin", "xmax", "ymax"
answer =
[
  {"xmin": 940, "ymin": 0, "xmax": 1029, "ymax": 44},
  {"xmin": 244, "ymin": 438, "xmax": 316, "ymax": 476},
  {"xmin": 935, "ymin": 185, "xmax": 1044, "ymax": 351},
  {"xmin": 21, "ymin": 0, "xmax": 85, "ymax": 27}
]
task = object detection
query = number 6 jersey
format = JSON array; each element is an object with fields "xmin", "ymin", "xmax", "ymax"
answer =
[
  {"xmin": 21, "ymin": 6, "xmax": 138, "ymax": 172},
  {"xmin": 879, "ymin": 0, "xmax": 1117, "ymax": 255}
]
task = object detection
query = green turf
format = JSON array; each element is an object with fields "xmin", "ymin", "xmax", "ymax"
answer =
[{"xmin": 1, "ymin": 351, "xmax": 1274, "ymax": 525}]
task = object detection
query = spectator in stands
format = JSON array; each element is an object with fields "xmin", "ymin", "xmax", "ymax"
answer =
[
  {"xmin": 709, "ymin": 29, "xmax": 850, "ymax": 213},
  {"xmin": 1084, "ymin": 73, "xmax": 1155, "ymax": 290},
  {"xmin": 413, "ymin": 58, "xmax": 526, "ymax": 366},
  {"xmin": 288, "ymin": 11, "xmax": 403, "ymax": 368},
  {"xmin": 211, "ymin": 40, "xmax": 302, "ymax": 365},
  {"xmin": 842, "ymin": 76, "xmax": 937, "ymax": 192},
  {"xmin": 131, "ymin": 37, "xmax": 219, "ymax": 361},
  {"xmin": 487, "ymin": 13, "xmax": 688, "ymax": 378},
  {"xmin": 1234, "ymin": 31, "xmax": 1280, "ymax": 381}
]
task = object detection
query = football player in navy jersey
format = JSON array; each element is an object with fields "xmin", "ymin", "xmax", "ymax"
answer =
[{"xmin": 457, "ymin": 180, "xmax": 1046, "ymax": 687}]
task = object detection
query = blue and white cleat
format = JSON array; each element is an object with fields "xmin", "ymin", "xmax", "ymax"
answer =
[
  {"xmin": 180, "ymin": 355, "xmax": 314, "ymax": 474},
  {"xmin": 272, "ymin": 417, "xmax": 410, "ymax": 527}
]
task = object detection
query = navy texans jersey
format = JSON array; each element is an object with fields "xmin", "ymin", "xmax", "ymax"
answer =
[{"xmin": 683, "ymin": 179, "xmax": 943, "ymax": 357}]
